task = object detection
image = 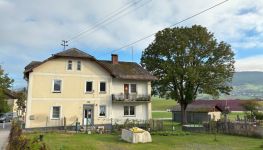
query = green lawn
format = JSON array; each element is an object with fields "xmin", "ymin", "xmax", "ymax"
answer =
[
  {"xmin": 151, "ymin": 97, "xmax": 176, "ymax": 111},
  {"xmin": 26, "ymin": 132, "xmax": 263, "ymax": 150},
  {"xmin": 152, "ymin": 112, "xmax": 172, "ymax": 119}
]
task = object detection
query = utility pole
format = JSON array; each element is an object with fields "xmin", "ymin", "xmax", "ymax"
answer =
[{"xmin": 61, "ymin": 40, "xmax": 68, "ymax": 50}]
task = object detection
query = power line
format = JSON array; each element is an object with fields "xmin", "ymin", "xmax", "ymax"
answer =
[
  {"xmin": 67, "ymin": 0, "xmax": 147, "ymax": 42},
  {"xmin": 109, "ymin": 0, "xmax": 229, "ymax": 54}
]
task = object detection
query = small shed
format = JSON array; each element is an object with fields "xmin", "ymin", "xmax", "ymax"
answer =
[
  {"xmin": 171, "ymin": 100, "xmax": 246, "ymax": 123},
  {"xmin": 172, "ymin": 104, "xmax": 222, "ymax": 123}
]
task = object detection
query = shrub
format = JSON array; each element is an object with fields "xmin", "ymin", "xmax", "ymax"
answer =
[
  {"xmin": 7, "ymin": 121, "xmax": 48, "ymax": 150},
  {"xmin": 151, "ymin": 131, "xmax": 191, "ymax": 136},
  {"xmin": 254, "ymin": 112, "xmax": 263, "ymax": 120}
]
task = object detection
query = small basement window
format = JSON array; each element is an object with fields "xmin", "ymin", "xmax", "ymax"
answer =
[{"xmin": 52, "ymin": 106, "xmax": 61, "ymax": 119}]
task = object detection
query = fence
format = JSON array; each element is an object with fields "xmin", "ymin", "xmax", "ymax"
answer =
[{"xmin": 203, "ymin": 120, "xmax": 263, "ymax": 138}]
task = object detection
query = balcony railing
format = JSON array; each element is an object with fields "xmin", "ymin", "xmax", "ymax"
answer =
[{"xmin": 112, "ymin": 94, "xmax": 151, "ymax": 102}]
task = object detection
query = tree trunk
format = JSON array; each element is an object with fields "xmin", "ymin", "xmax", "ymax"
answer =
[{"xmin": 180, "ymin": 103, "xmax": 187, "ymax": 125}]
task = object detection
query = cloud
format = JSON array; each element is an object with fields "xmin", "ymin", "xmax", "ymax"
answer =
[{"xmin": 235, "ymin": 55, "xmax": 263, "ymax": 71}]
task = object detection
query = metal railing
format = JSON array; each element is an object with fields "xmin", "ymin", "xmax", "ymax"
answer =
[{"xmin": 112, "ymin": 94, "xmax": 151, "ymax": 102}]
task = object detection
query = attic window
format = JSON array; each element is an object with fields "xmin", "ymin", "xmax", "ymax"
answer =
[
  {"xmin": 77, "ymin": 61, "xmax": 81, "ymax": 71},
  {"xmin": 67, "ymin": 60, "xmax": 72, "ymax": 70}
]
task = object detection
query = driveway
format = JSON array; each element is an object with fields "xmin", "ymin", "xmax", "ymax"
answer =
[{"xmin": 0, "ymin": 122, "xmax": 11, "ymax": 150}]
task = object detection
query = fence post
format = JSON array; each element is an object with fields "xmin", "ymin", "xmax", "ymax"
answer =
[
  {"xmin": 45, "ymin": 116, "xmax": 48, "ymax": 132},
  {"xmin": 64, "ymin": 117, "xmax": 67, "ymax": 132}
]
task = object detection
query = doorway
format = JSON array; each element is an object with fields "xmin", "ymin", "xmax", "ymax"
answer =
[
  {"xmin": 83, "ymin": 105, "xmax": 94, "ymax": 126},
  {"xmin": 124, "ymin": 84, "xmax": 129, "ymax": 99}
]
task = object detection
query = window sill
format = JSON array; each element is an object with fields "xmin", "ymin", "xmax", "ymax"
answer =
[
  {"xmin": 85, "ymin": 92, "xmax": 94, "ymax": 94},
  {"xmin": 123, "ymin": 115, "xmax": 136, "ymax": 117},
  {"xmin": 98, "ymin": 116, "xmax": 106, "ymax": 118},
  {"xmin": 52, "ymin": 91, "xmax": 61, "ymax": 93},
  {"xmin": 99, "ymin": 91, "xmax": 106, "ymax": 94},
  {"xmin": 51, "ymin": 118, "xmax": 60, "ymax": 120}
]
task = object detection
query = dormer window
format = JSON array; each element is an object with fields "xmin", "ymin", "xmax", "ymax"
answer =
[
  {"xmin": 67, "ymin": 60, "xmax": 72, "ymax": 70},
  {"xmin": 77, "ymin": 61, "xmax": 81, "ymax": 71}
]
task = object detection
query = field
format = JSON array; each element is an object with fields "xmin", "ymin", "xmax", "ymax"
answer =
[
  {"xmin": 26, "ymin": 132, "xmax": 263, "ymax": 150},
  {"xmin": 152, "ymin": 111, "xmax": 172, "ymax": 119},
  {"xmin": 151, "ymin": 97, "xmax": 176, "ymax": 111}
]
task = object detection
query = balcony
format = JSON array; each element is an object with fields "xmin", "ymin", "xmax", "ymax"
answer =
[{"xmin": 112, "ymin": 94, "xmax": 151, "ymax": 103}]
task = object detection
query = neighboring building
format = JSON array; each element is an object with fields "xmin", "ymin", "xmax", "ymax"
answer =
[
  {"xmin": 24, "ymin": 48, "xmax": 156, "ymax": 129},
  {"xmin": 171, "ymin": 100, "xmax": 246, "ymax": 123},
  {"xmin": 3, "ymin": 89, "xmax": 18, "ymax": 115}
]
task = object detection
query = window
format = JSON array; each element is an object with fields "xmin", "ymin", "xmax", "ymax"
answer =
[
  {"xmin": 67, "ymin": 60, "xmax": 72, "ymax": 70},
  {"xmin": 124, "ymin": 106, "xmax": 135, "ymax": 116},
  {"xmin": 77, "ymin": 61, "xmax": 81, "ymax": 71},
  {"xmin": 53, "ymin": 80, "xmax": 62, "ymax": 93},
  {"xmin": 86, "ymin": 81, "xmax": 93, "ymax": 92},
  {"xmin": 100, "ymin": 82, "xmax": 106, "ymax": 93},
  {"xmin": 130, "ymin": 84, "xmax": 137, "ymax": 93},
  {"xmin": 99, "ymin": 105, "xmax": 106, "ymax": 117},
  {"xmin": 52, "ymin": 106, "xmax": 61, "ymax": 119}
]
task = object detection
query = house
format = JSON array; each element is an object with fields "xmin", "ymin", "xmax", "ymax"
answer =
[
  {"xmin": 171, "ymin": 100, "xmax": 246, "ymax": 123},
  {"xmin": 3, "ymin": 89, "xmax": 19, "ymax": 115},
  {"xmin": 23, "ymin": 48, "xmax": 156, "ymax": 129}
]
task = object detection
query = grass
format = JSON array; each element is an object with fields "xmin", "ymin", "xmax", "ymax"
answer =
[
  {"xmin": 151, "ymin": 97, "xmax": 176, "ymax": 111},
  {"xmin": 152, "ymin": 112, "xmax": 172, "ymax": 119},
  {"xmin": 25, "ymin": 132, "xmax": 263, "ymax": 150}
]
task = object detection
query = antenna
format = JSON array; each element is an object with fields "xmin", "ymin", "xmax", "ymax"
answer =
[{"xmin": 61, "ymin": 40, "xmax": 68, "ymax": 50}]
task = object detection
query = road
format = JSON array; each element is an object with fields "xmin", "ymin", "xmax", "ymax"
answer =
[{"xmin": 0, "ymin": 122, "xmax": 11, "ymax": 150}]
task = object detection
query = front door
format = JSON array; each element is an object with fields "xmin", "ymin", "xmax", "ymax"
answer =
[
  {"xmin": 83, "ymin": 105, "xmax": 93, "ymax": 126},
  {"xmin": 124, "ymin": 84, "xmax": 129, "ymax": 99}
]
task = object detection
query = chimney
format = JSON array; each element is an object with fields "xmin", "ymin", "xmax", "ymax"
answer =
[{"xmin": 111, "ymin": 54, "xmax": 118, "ymax": 64}]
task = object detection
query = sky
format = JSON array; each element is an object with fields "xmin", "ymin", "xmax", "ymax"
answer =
[{"xmin": 0, "ymin": 0, "xmax": 263, "ymax": 89}]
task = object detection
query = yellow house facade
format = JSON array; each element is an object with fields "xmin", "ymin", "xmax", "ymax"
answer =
[{"xmin": 24, "ymin": 48, "xmax": 156, "ymax": 129}]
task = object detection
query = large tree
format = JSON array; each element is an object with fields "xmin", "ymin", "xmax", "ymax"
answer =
[
  {"xmin": 141, "ymin": 25, "xmax": 235, "ymax": 124},
  {"xmin": 0, "ymin": 65, "xmax": 14, "ymax": 113}
]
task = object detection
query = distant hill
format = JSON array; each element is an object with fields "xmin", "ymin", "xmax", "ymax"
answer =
[{"xmin": 198, "ymin": 71, "xmax": 263, "ymax": 100}]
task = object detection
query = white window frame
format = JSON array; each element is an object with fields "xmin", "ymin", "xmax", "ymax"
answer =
[
  {"xmin": 52, "ymin": 79, "xmax": 62, "ymax": 93},
  {"xmin": 98, "ymin": 105, "xmax": 106, "ymax": 117},
  {"xmin": 67, "ymin": 60, "xmax": 73, "ymax": 70},
  {"xmin": 50, "ymin": 106, "xmax": 62, "ymax": 120},
  {"xmin": 99, "ymin": 81, "xmax": 106, "ymax": 93},
  {"xmin": 77, "ymin": 60, "xmax": 81, "ymax": 71},
  {"xmin": 124, "ymin": 106, "xmax": 135, "ymax": 117},
  {"xmin": 85, "ymin": 81, "xmax": 93, "ymax": 93}
]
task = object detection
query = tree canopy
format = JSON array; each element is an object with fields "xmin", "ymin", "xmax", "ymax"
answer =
[
  {"xmin": 0, "ymin": 65, "xmax": 14, "ymax": 113},
  {"xmin": 141, "ymin": 25, "xmax": 235, "ymax": 124}
]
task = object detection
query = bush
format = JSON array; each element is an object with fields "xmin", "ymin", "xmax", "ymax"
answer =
[
  {"xmin": 151, "ymin": 131, "xmax": 191, "ymax": 136},
  {"xmin": 7, "ymin": 121, "xmax": 48, "ymax": 150},
  {"xmin": 254, "ymin": 112, "xmax": 263, "ymax": 120}
]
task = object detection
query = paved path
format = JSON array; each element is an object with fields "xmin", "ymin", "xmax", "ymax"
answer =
[{"xmin": 0, "ymin": 123, "xmax": 11, "ymax": 150}]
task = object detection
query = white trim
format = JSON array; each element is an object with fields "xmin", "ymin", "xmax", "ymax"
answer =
[
  {"xmin": 84, "ymin": 81, "xmax": 93, "ymax": 93},
  {"xmin": 32, "ymin": 72, "xmax": 111, "ymax": 79},
  {"xmin": 50, "ymin": 105, "xmax": 62, "ymax": 120},
  {"xmin": 52, "ymin": 79, "xmax": 62, "ymax": 93}
]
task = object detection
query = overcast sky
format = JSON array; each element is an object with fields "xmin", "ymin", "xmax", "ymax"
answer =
[{"xmin": 0, "ymin": 0, "xmax": 263, "ymax": 89}]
